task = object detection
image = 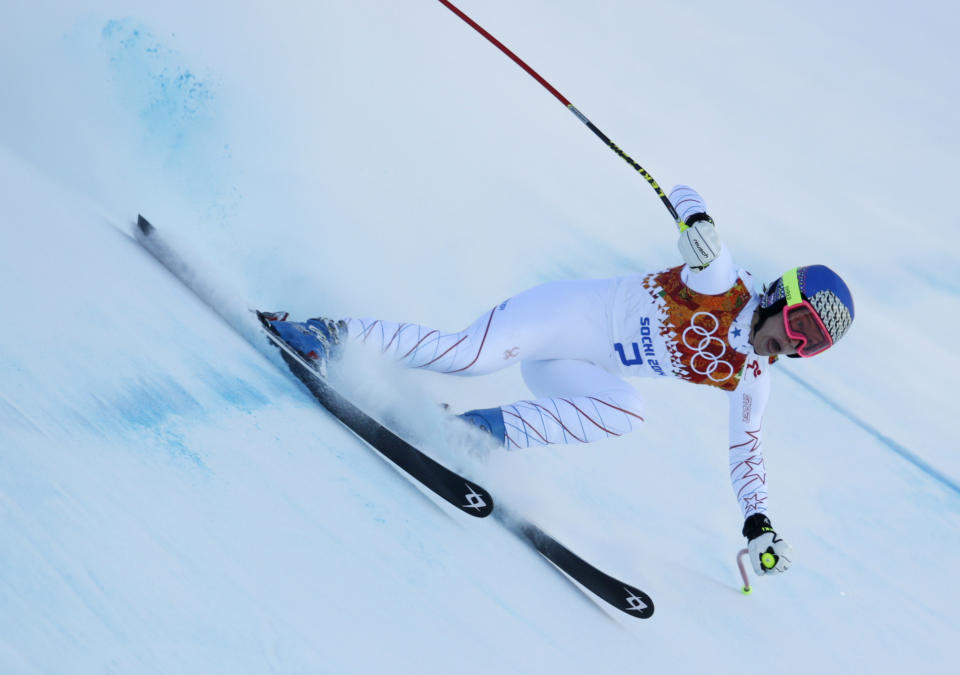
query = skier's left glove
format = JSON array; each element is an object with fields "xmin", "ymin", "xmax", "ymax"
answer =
[
  {"xmin": 678, "ymin": 218, "xmax": 721, "ymax": 270},
  {"xmin": 669, "ymin": 185, "xmax": 721, "ymax": 270},
  {"xmin": 742, "ymin": 513, "xmax": 793, "ymax": 575}
]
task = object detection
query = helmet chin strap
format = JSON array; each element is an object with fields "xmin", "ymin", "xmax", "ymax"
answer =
[
  {"xmin": 748, "ymin": 306, "xmax": 761, "ymax": 345},
  {"xmin": 748, "ymin": 305, "xmax": 770, "ymax": 351},
  {"xmin": 753, "ymin": 299, "xmax": 785, "ymax": 337}
]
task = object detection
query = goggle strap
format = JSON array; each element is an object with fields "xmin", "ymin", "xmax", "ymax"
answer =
[{"xmin": 782, "ymin": 267, "xmax": 802, "ymax": 307}]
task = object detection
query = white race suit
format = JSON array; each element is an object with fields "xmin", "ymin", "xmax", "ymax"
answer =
[{"xmin": 341, "ymin": 244, "xmax": 774, "ymax": 519}]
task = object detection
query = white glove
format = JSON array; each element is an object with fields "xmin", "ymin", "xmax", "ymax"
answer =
[
  {"xmin": 669, "ymin": 184, "xmax": 721, "ymax": 270},
  {"xmin": 743, "ymin": 513, "xmax": 793, "ymax": 575},
  {"xmin": 678, "ymin": 219, "xmax": 721, "ymax": 270}
]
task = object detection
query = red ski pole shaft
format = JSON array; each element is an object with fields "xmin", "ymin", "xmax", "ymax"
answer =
[{"xmin": 436, "ymin": 0, "xmax": 683, "ymax": 226}]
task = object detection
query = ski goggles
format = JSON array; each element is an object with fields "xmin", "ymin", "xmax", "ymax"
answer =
[{"xmin": 781, "ymin": 267, "xmax": 833, "ymax": 358}]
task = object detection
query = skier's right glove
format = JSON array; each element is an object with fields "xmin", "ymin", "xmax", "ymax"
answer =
[
  {"xmin": 669, "ymin": 185, "xmax": 721, "ymax": 270},
  {"xmin": 742, "ymin": 513, "xmax": 794, "ymax": 575}
]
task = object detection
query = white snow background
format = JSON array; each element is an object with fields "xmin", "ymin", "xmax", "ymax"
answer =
[{"xmin": 1, "ymin": 1, "xmax": 957, "ymax": 673}]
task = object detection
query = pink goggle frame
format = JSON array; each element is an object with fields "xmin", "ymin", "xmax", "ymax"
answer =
[{"xmin": 783, "ymin": 301, "xmax": 833, "ymax": 357}]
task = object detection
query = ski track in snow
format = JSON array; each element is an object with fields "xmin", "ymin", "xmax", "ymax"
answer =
[{"xmin": 781, "ymin": 368, "xmax": 960, "ymax": 497}]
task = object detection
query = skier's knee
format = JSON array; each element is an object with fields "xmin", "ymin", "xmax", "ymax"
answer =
[{"xmin": 598, "ymin": 388, "xmax": 646, "ymax": 423}]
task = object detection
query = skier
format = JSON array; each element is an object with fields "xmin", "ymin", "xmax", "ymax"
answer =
[{"xmin": 263, "ymin": 185, "xmax": 854, "ymax": 578}]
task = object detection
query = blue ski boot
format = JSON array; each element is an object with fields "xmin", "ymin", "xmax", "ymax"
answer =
[
  {"xmin": 459, "ymin": 407, "xmax": 506, "ymax": 446},
  {"xmin": 259, "ymin": 311, "xmax": 347, "ymax": 367}
]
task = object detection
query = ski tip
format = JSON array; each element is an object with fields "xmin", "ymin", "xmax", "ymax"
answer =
[
  {"xmin": 136, "ymin": 214, "xmax": 155, "ymax": 236},
  {"xmin": 254, "ymin": 310, "xmax": 282, "ymax": 337}
]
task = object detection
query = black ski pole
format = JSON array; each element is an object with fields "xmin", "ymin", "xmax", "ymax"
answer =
[{"xmin": 437, "ymin": 0, "xmax": 685, "ymax": 228}]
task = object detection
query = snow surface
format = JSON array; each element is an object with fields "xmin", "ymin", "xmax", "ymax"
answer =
[{"xmin": 2, "ymin": 1, "xmax": 958, "ymax": 672}]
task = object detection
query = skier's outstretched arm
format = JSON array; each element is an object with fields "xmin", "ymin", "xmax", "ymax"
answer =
[{"xmin": 728, "ymin": 370, "xmax": 794, "ymax": 575}]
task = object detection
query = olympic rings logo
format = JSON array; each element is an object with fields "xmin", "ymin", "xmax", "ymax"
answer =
[{"xmin": 681, "ymin": 311, "xmax": 734, "ymax": 382}]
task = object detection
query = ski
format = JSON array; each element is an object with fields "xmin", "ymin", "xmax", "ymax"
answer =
[
  {"xmin": 260, "ymin": 312, "xmax": 656, "ymax": 618},
  {"xmin": 134, "ymin": 215, "xmax": 493, "ymax": 518},
  {"xmin": 253, "ymin": 309, "xmax": 494, "ymax": 517},
  {"xmin": 133, "ymin": 214, "xmax": 653, "ymax": 618},
  {"xmin": 507, "ymin": 518, "xmax": 654, "ymax": 619}
]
